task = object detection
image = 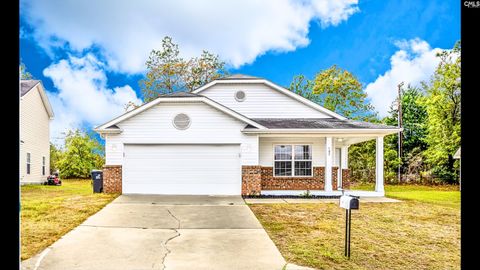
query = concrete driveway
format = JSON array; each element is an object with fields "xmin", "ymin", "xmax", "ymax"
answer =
[{"xmin": 21, "ymin": 195, "xmax": 286, "ymax": 270}]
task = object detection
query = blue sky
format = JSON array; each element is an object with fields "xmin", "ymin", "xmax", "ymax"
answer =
[{"xmin": 19, "ymin": 0, "xmax": 460, "ymax": 145}]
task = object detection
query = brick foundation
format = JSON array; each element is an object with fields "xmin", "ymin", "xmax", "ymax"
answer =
[
  {"xmin": 261, "ymin": 167, "xmax": 325, "ymax": 190},
  {"xmin": 332, "ymin": 167, "xmax": 339, "ymax": 190},
  {"xmin": 241, "ymin": 166, "xmax": 347, "ymax": 194},
  {"xmin": 242, "ymin": 166, "xmax": 262, "ymax": 195},
  {"xmin": 103, "ymin": 165, "xmax": 122, "ymax": 193}
]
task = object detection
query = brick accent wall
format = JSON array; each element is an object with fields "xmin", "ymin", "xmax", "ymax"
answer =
[
  {"xmin": 103, "ymin": 165, "xmax": 122, "ymax": 193},
  {"xmin": 332, "ymin": 167, "xmax": 339, "ymax": 190},
  {"xmin": 342, "ymin": 169, "xmax": 351, "ymax": 189},
  {"xmin": 260, "ymin": 167, "xmax": 325, "ymax": 190},
  {"xmin": 242, "ymin": 166, "xmax": 262, "ymax": 195}
]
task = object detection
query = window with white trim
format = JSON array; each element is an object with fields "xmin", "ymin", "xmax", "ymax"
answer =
[
  {"xmin": 42, "ymin": 156, "xmax": 46, "ymax": 176},
  {"xmin": 274, "ymin": 145, "xmax": 312, "ymax": 177},
  {"xmin": 26, "ymin": 153, "xmax": 31, "ymax": 175}
]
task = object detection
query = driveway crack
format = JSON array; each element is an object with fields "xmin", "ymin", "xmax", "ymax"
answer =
[{"xmin": 159, "ymin": 209, "xmax": 181, "ymax": 270}]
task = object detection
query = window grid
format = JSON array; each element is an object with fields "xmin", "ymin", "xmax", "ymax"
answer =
[{"xmin": 274, "ymin": 144, "xmax": 312, "ymax": 177}]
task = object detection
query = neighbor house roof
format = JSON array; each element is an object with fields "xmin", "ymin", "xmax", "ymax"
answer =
[
  {"xmin": 454, "ymin": 147, "xmax": 461, "ymax": 159},
  {"xmin": 20, "ymin": 80, "xmax": 41, "ymax": 97},
  {"xmin": 248, "ymin": 118, "xmax": 397, "ymax": 129},
  {"xmin": 20, "ymin": 80, "xmax": 54, "ymax": 119}
]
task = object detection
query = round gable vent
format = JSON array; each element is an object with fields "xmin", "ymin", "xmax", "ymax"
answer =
[
  {"xmin": 173, "ymin": 113, "xmax": 191, "ymax": 130},
  {"xmin": 234, "ymin": 90, "xmax": 246, "ymax": 102}
]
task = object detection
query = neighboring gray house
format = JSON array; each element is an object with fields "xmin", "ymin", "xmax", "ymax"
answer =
[
  {"xmin": 454, "ymin": 147, "xmax": 461, "ymax": 190},
  {"xmin": 20, "ymin": 80, "xmax": 54, "ymax": 184},
  {"xmin": 95, "ymin": 74, "xmax": 400, "ymax": 196}
]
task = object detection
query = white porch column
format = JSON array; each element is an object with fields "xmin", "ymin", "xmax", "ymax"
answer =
[
  {"xmin": 375, "ymin": 136, "xmax": 385, "ymax": 194},
  {"xmin": 339, "ymin": 146, "xmax": 348, "ymax": 188},
  {"xmin": 341, "ymin": 146, "xmax": 348, "ymax": 169},
  {"xmin": 325, "ymin": 137, "xmax": 333, "ymax": 192}
]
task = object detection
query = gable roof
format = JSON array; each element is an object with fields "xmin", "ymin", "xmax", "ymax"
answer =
[
  {"xmin": 94, "ymin": 93, "xmax": 267, "ymax": 133},
  {"xmin": 20, "ymin": 80, "xmax": 41, "ymax": 96},
  {"xmin": 192, "ymin": 76, "xmax": 347, "ymax": 120},
  {"xmin": 217, "ymin": 74, "xmax": 262, "ymax": 80},
  {"xmin": 20, "ymin": 80, "xmax": 54, "ymax": 119},
  {"xmin": 159, "ymin": 92, "xmax": 200, "ymax": 97}
]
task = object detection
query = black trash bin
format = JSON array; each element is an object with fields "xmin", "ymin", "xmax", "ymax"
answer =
[{"xmin": 91, "ymin": 170, "xmax": 103, "ymax": 193}]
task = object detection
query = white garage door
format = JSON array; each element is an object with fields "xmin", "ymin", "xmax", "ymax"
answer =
[{"xmin": 123, "ymin": 144, "xmax": 241, "ymax": 195}]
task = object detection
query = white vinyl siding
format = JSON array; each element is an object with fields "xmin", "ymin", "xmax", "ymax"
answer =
[
  {"xmin": 20, "ymin": 85, "xmax": 50, "ymax": 184},
  {"xmin": 105, "ymin": 102, "xmax": 259, "ymax": 166},
  {"xmin": 123, "ymin": 144, "xmax": 241, "ymax": 195},
  {"xmin": 200, "ymin": 83, "xmax": 331, "ymax": 118}
]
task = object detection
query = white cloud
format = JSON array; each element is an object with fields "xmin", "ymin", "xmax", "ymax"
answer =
[
  {"xmin": 365, "ymin": 38, "xmax": 444, "ymax": 117},
  {"xmin": 43, "ymin": 54, "xmax": 142, "ymax": 145},
  {"xmin": 21, "ymin": 0, "xmax": 359, "ymax": 73}
]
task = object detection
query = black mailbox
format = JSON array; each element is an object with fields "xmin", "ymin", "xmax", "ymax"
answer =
[
  {"xmin": 339, "ymin": 194, "xmax": 360, "ymax": 259},
  {"xmin": 340, "ymin": 195, "xmax": 359, "ymax": 210},
  {"xmin": 91, "ymin": 170, "xmax": 103, "ymax": 193}
]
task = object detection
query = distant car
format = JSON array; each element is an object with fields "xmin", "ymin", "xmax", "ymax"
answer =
[{"xmin": 44, "ymin": 173, "xmax": 62, "ymax": 186}]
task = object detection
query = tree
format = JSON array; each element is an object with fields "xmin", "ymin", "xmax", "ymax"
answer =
[
  {"xmin": 312, "ymin": 65, "xmax": 377, "ymax": 120},
  {"xmin": 383, "ymin": 85, "xmax": 428, "ymax": 182},
  {"xmin": 288, "ymin": 74, "xmax": 316, "ymax": 101},
  {"xmin": 348, "ymin": 140, "xmax": 376, "ymax": 183},
  {"xmin": 422, "ymin": 41, "xmax": 461, "ymax": 183},
  {"xmin": 385, "ymin": 85, "xmax": 428, "ymax": 154},
  {"xmin": 184, "ymin": 51, "xmax": 227, "ymax": 91},
  {"xmin": 20, "ymin": 61, "xmax": 33, "ymax": 80},
  {"xmin": 287, "ymin": 68, "xmax": 381, "ymax": 184},
  {"xmin": 50, "ymin": 143, "xmax": 62, "ymax": 174},
  {"xmin": 139, "ymin": 36, "xmax": 227, "ymax": 102},
  {"xmin": 56, "ymin": 129, "xmax": 105, "ymax": 178}
]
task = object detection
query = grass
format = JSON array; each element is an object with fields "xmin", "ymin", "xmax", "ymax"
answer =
[
  {"xmin": 21, "ymin": 179, "xmax": 119, "ymax": 261},
  {"xmin": 249, "ymin": 184, "xmax": 460, "ymax": 270},
  {"xmin": 350, "ymin": 182, "xmax": 460, "ymax": 208}
]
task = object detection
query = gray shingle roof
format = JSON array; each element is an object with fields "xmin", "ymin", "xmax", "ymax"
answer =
[
  {"xmin": 248, "ymin": 118, "xmax": 397, "ymax": 129},
  {"xmin": 20, "ymin": 80, "xmax": 40, "ymax": 97},
  {"xmin": 217, "ymin": 74, "xmax": 262, "ymax": 80}
]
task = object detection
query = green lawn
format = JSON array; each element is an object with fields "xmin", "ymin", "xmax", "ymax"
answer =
[
  {"xmin": 249, "ymin": 184, "xmax": 460, "ymax": 270},
  {"xmin": 350, "ymin": 182, "xmax": 460, "ymax": 207},
  {"xmin": 21, "ymin": 179, "xmax": 119, "ymax": 260}
]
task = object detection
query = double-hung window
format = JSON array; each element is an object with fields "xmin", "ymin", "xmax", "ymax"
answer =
[
  {"xmin": 274, "ymin": 145, "xmax": 312, "ymax": 177},
  {"xmin": 42, "ymin": 156, "xmax": 46, "ymax": 175},
  {"xmin": 26, "ymin": 153, "xmax": 31, "ymax": 175}
]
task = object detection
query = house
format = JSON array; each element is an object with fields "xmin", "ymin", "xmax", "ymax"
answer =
[
  {"xmin": 94, "ymin": 74, "xmax": 400, "ymax": 196},
  {"xmin": 20, "ymin": 80, "xmax": 54, "ymax": 184}
]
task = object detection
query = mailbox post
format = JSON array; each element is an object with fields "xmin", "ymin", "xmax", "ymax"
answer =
[{"xmin": 339, "ymin": 194, "xmax": 359, "ymax": 258}]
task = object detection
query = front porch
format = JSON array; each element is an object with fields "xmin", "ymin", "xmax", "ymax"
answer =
[{"xmin": 241, "ymin": 133, "xmax": 387, "ymax": 197}]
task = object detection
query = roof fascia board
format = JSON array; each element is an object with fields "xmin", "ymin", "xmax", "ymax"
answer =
[{"xmin": 92, "ymin": 128, "xmax": 123, "ymax": 134}]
